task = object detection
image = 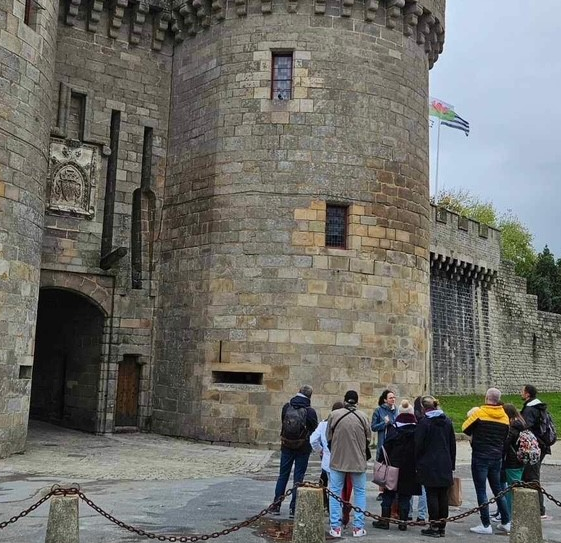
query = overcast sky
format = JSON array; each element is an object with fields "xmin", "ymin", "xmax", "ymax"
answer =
[{"xmin": 429, "ymin": 1, "xmax": 561, "ymax": 257}]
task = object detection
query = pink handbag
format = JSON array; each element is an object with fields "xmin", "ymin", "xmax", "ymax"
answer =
[{"xmin": 372, "ymin": 446, "xmax": 399, "ymax": 491}]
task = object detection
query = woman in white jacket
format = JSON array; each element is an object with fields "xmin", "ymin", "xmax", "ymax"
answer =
[{"xmin": 310, "ymin": 401, "xmax": 345, "ymax": 513}]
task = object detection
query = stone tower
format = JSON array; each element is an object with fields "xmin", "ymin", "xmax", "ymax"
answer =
[
  {"xmin": 0, "ymin": 0, "xmax": 60, "ymax": 457},
  {"xmin": 154, "ymin": 0, "xmax": 446, "ymax": 444}
]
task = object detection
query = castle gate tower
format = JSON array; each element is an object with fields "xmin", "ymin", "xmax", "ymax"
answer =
[
  {"xmin": 155, "ymin": 0, "xmax": 445, "ymax": 444},
  {"xmin": 0, "ymin": 0, "xmax": 60, "ymax": 457}
]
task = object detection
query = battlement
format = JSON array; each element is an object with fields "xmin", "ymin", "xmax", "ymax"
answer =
[
  {"xmin": 430, "ymin": 205, "xmax": 501, "ymax": 286},
  {"xmin": 59, "ymin": 0, "xmax": 444, "ymax": 65}
]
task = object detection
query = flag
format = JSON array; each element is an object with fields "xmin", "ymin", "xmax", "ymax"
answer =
[
  {"xmin": 441, "ymin": 114, "xmax": 470, "ymax": 137},
  {"xmin": 429, "ymin": 97, "xmax": 470, "ymax": 136}
]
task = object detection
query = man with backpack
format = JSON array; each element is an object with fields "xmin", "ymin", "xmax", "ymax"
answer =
[
  {"xmin": 521, "ymin": 384, "xmax": 557, "ymax": 518},
  {"xmin": 270, "ymin": 384, "xmax": 318, "ymax": 518}
]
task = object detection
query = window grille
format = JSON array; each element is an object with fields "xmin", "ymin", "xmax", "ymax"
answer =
[
  {"xmin": 325, "ymin": 205, "xmax": 348, "ymax": 248},
  {"xmin": 271, "ymin": 53, "xmax": 293, "ymax": 100}
]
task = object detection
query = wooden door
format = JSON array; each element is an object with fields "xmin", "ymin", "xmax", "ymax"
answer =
[{"xmin": 115, "ymin": 355, "xmax": 140, "ymax": 427}]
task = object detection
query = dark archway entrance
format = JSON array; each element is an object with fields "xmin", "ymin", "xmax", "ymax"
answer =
[{"xmin": 30, "ymin": 288, "xmax": 105, "ymax": 432}]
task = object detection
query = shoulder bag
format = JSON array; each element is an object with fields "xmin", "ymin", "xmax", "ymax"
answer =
[{"xmin": 372, "ymin": 446, "xmax": 399, "ymax": 491}]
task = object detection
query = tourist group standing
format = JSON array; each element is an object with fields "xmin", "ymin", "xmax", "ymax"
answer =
[{"xmin": 271, "ymin": 383, "xmax": 555, "ymax": 538}]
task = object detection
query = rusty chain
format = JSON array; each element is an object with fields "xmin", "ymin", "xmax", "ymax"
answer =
[
  {"xmin": 318, "ymin": 480, "xmax": 552, "ymax": 526},
  {"xmin": 0, "ymin": 480, "xmax": 558, "ymax": 539}
]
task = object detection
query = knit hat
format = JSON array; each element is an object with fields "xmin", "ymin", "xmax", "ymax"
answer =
[
  {"xmin": 344, "ymin": 390, "xmax": 359, "ymax": 405},
  {"xmin": 398, "ymin": 399, "xmax": 414, "ymax": 415}
]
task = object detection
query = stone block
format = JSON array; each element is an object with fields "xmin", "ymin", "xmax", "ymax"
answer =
[
  {"xmin": 510, "ymin": 487, "xmax": 542, "ymax": 543},
  {"xmin": 292, "ymin": 487, "xmax": 325, "ymax": 543},
  {"xmin": 45, "ymin": 496, "xmax": 79, "ymax": 543}
]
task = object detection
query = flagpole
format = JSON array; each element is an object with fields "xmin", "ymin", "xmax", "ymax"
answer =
[{"xmin": 434, "ymin": 117, "xmax": 442, "ymax": 199}]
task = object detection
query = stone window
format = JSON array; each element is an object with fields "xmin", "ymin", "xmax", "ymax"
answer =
[
  {"xmin": 271, "ymin": 53, "xmax": 293, "ymax": 100},
  {"xmin": 24, "ymin": 0, "xmax": 37, "ymax": 27},
  {"xmin": 325, "ymin": 204, "xmax": 348, "ymax": 248}
]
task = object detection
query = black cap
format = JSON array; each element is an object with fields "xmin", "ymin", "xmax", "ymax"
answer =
[{"xmin": 344, "ymin": 390, "xmax": 359, "ymax": 405}]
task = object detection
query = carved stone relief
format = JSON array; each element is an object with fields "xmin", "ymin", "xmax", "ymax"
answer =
[{"xmin": 47, "ymin": 139, "xmax": 100, "ymax": 219}]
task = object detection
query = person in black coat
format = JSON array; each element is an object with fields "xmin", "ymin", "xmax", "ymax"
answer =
[
  {"xmin": 373, "ymin": 400, "xmax": 421, "ymax": 531},
  {"xmin": 415, "ymin": 395, "xmax": 456, "ymax": 538}
]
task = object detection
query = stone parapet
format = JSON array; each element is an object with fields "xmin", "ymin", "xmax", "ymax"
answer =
[
  {"xmin": 430, "ymin": 205, "xmax": 501, "ymax": 286},
  {"xmin": 172, "ymin": 0, "xmax": 445, "ymax": 67}
]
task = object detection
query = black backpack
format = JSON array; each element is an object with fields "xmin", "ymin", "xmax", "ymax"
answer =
[
  {"xmin": 281, "ymin": 404, "xmax": 309, "ymax": 449},
  {"xmin": 538, "ymin": 410, "xmax": 557, "ymax": 447}
]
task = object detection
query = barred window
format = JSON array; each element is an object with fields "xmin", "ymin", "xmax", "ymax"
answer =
[
  {"xmin": 271, "ymin": 53, "xmax": 293, "ymax": 100},
  {"xmin": 325, "ymin": 205, "xmax": 348, "ymax": 248}
]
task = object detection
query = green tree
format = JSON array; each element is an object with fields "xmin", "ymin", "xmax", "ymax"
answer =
[
  {"xmin": 433, "ymin": 188, "xmax": 536, "ymax": 277},
  {"xmin": 527, "ymin": 246, "xmax": 561, "ymax": 313}
]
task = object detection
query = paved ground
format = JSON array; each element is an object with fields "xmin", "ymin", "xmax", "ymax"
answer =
[{"xmin": 2, "ymin": 421, "xmax": 561, "ymax": 542}]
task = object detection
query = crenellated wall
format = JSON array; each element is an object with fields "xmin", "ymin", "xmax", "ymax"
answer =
[{"xmin": 429, "ymin": 206, "xmax": 561, "ymax": 396}]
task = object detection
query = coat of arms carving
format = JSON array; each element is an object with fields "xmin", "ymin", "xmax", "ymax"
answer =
[{"xmin": 47, "ymin": 139, "xmax": 100, "ymax": 218}]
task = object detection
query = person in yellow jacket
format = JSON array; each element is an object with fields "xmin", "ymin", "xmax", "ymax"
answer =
[{"xmin": 462, "ymin": 388, "xmax": 510, "ymax": 535}]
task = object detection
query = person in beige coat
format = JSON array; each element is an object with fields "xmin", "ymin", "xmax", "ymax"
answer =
[{"xmin": 326, "ymin": 390, "xmax": 371, "ymax": 538}]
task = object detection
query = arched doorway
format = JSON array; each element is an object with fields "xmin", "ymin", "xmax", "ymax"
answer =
[{"xmin": 30, "ymin": 288, "xmax": 105, "ymax": 432}]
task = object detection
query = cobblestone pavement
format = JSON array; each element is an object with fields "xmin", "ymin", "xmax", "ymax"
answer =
[{"xmin": 1, "ymin": 421, "xmax": 273, "ymax": 480}]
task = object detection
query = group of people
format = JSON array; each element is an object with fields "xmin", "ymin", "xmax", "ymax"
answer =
[{"xmin": 270, "ymin": 383, "xmax": 554, "ymax": 539}]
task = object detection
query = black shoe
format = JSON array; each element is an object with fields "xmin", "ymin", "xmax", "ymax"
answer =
[
  {"xmin": 421, "ymin": 528, "xmax": 441, "ymax": 538},
  {"xmin": 372, "ymin": 520, "xmax": 389, "ymax": 530},
  {"xmin": 269, "ymin": 504, "xmax": 281, "ymax": 516},
  {"xmin": 289, "ymin": 509, "xmax": 295, "ymax": 519}
]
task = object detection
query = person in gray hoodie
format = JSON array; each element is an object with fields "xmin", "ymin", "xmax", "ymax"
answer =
[{"xmin": 326, "ymin": 390, "xmax": 371, "ymax": 538}]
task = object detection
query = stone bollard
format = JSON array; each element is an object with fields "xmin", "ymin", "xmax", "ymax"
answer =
[
  {"xmin": 45, "ymin": 495, "xmax": 80, "ymax": 543},
  {"xmin": 510, "ymin": 487, "xmax": 543, "ymax": 543},
  {"xmin": 292, "ymin": 487, "xmax": 325, "ymax": 543}
]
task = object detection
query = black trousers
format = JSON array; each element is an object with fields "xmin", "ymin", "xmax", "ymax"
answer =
[
  {"xmin": 425, "ymin": 486, "xmax": 449, "ymax": 527},
  {"xmin": 523, "ymin": 451, "xmax": 546, "ymax": 515}
]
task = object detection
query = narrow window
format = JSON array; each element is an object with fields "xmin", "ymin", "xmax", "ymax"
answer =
[
  {"xmin": 101, "ymin": 110, "xmax": 121, "ymax": 259},
  {"xmin": 24, "ymin": 0, "xmax": 34, "ymax": 26},
  {"xmin": 67, "ymin": 92, "xmax": 86, "ymax": 141},
  {"xmin": 271, "ymin": 53, "xmax": 293, "ymax": 101},
  {"xmin": 212, "ymin": 371, "xmax": 263, "ymax": 385},
  {"xmin": 325, "ymin": 205, "xmax": 348, "ymax": 248}
]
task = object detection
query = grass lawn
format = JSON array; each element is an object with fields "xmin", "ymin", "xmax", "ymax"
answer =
[{"xmin": 437, "ymin": 393, "xmax": 561, "ymax": 433}]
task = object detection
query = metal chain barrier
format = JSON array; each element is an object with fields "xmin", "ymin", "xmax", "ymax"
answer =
[{"xmin": 0, "ymin": 479, "xmax": 558, "ymax": 539}]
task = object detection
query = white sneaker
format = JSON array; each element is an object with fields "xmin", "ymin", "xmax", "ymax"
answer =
[
  {"xmin": 490, "ymin": 516, "xmax": 501, "ymax": 523},
  {"xmin": 329, "ymin": 527, "xmax": 342, "ymax": 538},
  {"xmin": 352, "ymin": 528, "xmax": 367, "ymax": 537},
  {"xmin": 497, "ymin": 523, "xmax": 511, "ymax": 533},
  {"xmin": 470, "ymin": 524, "xmax": 493, "ymax": 534}
]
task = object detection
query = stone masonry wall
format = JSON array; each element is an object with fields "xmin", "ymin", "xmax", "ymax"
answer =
[
  {"xmin": 429, "ymin": 206, "xmax": 499, "ymax": 395},
  {"xmin": 155, "ymin": 0, "xmax": 445, "ymax": 445},
  {"xmin": 0, "ymin": 0, "xmax": 59, "ymax": 458},
  {"xmin": 39, "ymin": 0, "xmax": 173, "ymax": 434},
  {"xmin": 489, "ymin": 261, "xmax": 561, "ymax": 394},
  {"xmin": 430, "ymin": 206, "xmax": 561, "ymax": 396}
]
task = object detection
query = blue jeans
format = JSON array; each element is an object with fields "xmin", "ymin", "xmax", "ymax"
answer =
[
  {"xmin": 274, "ymin": 448, "xmax": 310, "ymax": 512},
  {"xmin": 410, "ymin": 486, "xmax": 427, "ymax": 520},
  {"xmin": 329, "ymin": 470, "xmax": 366, "ymax": 530},
  {"xmin": 471, "ymin": 456, "xmax": 510, "ymax": 526}
]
